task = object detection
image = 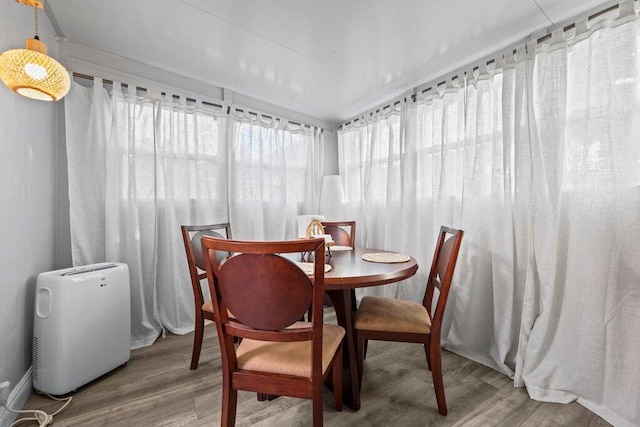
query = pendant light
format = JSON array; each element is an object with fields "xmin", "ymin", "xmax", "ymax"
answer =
[{"xmin": 0, "ymin": 0, "xmax": 70, "ymax": 101}]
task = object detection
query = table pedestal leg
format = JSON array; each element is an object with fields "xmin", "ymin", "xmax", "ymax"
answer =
[{"xmin": 327, "ymin": 289, "xmax": 361, "ymax": 410}]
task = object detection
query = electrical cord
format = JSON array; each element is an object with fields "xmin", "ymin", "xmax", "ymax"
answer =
[
  {"xmin": 7, "ymin": 408, "xmax": 52, "ymax": 427},
  {"xmin": 3, "ymin": 393, "xmax": 72, "ymax": 427}
]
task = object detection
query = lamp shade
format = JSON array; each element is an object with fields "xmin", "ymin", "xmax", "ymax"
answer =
[
  {"xmin": 318, "ymin": 175, "xmax": 346, "ymax": 220},
  {"xmin": 0, "ymin": 39, "xmax": 70, "ymax": 101}
]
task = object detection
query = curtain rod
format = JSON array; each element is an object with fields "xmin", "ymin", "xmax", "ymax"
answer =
[
  {"xmin": 443, "ymin": 2, "xmax": 621, "ymax": 84},
  {"xmin": 72, "ymin": 72, "xmax": 224, "ymax": 109},
  {"xmin": 73, "ymin": 72, "xmax": 322, "ymax": 132},
  {"xmin": 229, "ymin": 106, "xmax": 312, "ymax": 129},
  {"xmin": 340, "ymin": 0, "xmax": 627, "ymax": 129}
]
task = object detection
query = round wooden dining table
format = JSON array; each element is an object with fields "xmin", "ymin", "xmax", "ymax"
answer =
[{"xmin": 321, "ymin": 247, "xmax": 418, "ymax": 410}]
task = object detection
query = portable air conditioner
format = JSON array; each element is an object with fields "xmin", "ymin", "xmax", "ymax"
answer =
[{"xmin": 33, "ymin": 262, "xmax": 131, "ymax": 395}]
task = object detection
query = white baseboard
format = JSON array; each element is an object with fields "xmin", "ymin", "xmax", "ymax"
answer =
[{"xmin": 0, "ymin": 367, "xmax": 32, "ymax": 427}]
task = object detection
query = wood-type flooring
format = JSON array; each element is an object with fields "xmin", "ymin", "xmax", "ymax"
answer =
[{"xmin": 19, "ymin": 310, "xmax": 610, "ymax": 426}]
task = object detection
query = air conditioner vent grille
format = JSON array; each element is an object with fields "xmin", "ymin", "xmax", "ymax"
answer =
[{"xmin": 32, "ymin": 336, "xmax": 39, "ymax": 383}]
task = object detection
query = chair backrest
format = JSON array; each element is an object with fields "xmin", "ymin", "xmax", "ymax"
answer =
[
  {"xmin": 423, "ymin": 226, "xmax": 464, "ymax": 340},
  {"xmin": 202, "ymin": 238, "xmax": 327, "ymax": 376},
  {"xmin": 321, "ymin": 221, "xmax": 356, "ymax": 247},
  {"xmin": 181, "ymin": 223, "xmax": 232, "ymax": 309}
]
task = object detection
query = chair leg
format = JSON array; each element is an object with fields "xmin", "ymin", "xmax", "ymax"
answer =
[
  {"xmin": 356, "ymin": 332, "xmax": 364, "ymax": 388},
  {"xmin": 363, "ymin": 339, "xmax": 368, "ymax": 360},
  {"xmin": 312, "ymin": 383, "xmax": 323, "ymax": 427},
  {"xmin": 430, "ymin": 345, "xmax": 447, "ymax": 416},
  {"xmin": 221, "ymin": 382, "xmax": 238, "ymax": 427},
  {"xmin": 424, "ymin": 342, "xmax": 432, "ymax": 371},
  {"xmin": 256, "ymin": 393, "xmax": 278, "ymax": 401},
  {"xmin": 190, "ymin": 312, "xmax": 205, "ymax": 370},
  {"xmin": 333, "ymin": 345, "xmax": 343, "ymax": 412}
]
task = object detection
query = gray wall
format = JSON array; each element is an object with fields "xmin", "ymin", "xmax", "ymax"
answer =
[
  {"xmin": 323, "ymin": 130, "xmax": 339, "ymax": 176},
  {"xmin": 0, "ymin": 0, "xmax": 60, "ymax": 416}
]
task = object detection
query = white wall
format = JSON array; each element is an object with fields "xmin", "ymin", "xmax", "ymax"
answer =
[{"xmin": 0, "ymin": 1, "xmax": 60, "ymax": 421}]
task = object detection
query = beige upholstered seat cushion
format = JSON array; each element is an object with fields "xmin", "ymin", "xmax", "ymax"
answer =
[
  {"xmin": 354, "ymin": 296, "xmax": 431, "ymax": 334},
  {"xmin": 236, "ymin": 323, "xmax": 345, "ymax": 377},
  {"xmin": 202, "ymin": 300, "xmax": 214, "ymax": 313},
  {"xmin": 202, "ymin": 301, "xmax": 236, "ymax": 320}
]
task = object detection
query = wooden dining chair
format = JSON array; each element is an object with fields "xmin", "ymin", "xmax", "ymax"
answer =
[
  {"xmin": 319, "ymin": 221, "xmax": 357, "ymax": 311},
  {"xmin": 201, "ymin": 237, "xmax": 345, "ymax": 427},
  {"xmin": 354, "ymin": 226, "xmax": 464, "ymax": 416},
  {"xmin": 180, "ymin": 223, "xmax": 232, "ymax": 370},
  {"xmin": 321, "ymin": 221, "xmax": 356, "ymax": 247}
]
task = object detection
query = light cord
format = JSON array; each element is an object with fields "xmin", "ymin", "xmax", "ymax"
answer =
[{"xmin": 34, "ymin": 5, "xmax": 39, "ymax": 39}]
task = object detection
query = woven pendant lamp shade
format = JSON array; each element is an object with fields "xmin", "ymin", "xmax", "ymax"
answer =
[
  {"xmin": 0, "ymin": 38, "xmax": 70, "ymax": 101},
  {"xmin": 0, "ymin": 0, "xmax": 70, "ymax": 101}
]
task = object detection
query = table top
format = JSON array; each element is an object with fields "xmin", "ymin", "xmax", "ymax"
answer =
[{"xmin": 322, "ymin": 247, "xmax": 418, "ymax": 290}]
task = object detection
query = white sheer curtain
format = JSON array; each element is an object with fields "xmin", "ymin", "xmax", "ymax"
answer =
[
  {"xmin": 65, "ymin": 80, "xmax": 228, "ymax": 348},
  {"xmin": 338, "ymin": 3, "xmax": 640, "ymax": 425},
  {"xmin": 339, "ymin": 109, "xmax": 424, "ymax": 301},
  {"xmin": 228, "ymin": 112, "xmax": 324, "ymax": 240},
  {"xmin": 65, "ymin": 81, "xmax": 324, "ymax": 349},
  {"xmin": 516, "ymin": 6, "xmax": 640, "ymax": 425},
  {"xmin": 153, "ymin": 94, "xmax": 228, "ymax": 335}
]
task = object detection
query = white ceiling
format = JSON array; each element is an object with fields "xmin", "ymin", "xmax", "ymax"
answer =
[{"xmin": 47, "ymin": 0, "xmax": 609, "ymax": 124}]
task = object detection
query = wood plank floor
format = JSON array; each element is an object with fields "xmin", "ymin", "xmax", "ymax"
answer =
[{"xmin": 20, "ymin": 310, "xmax": 610, "ymax": 426}]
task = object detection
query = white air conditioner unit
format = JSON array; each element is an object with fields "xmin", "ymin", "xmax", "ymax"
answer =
[{"xmin": 33, "ymin": 262, "xmax": 131, "ymax": 395}]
